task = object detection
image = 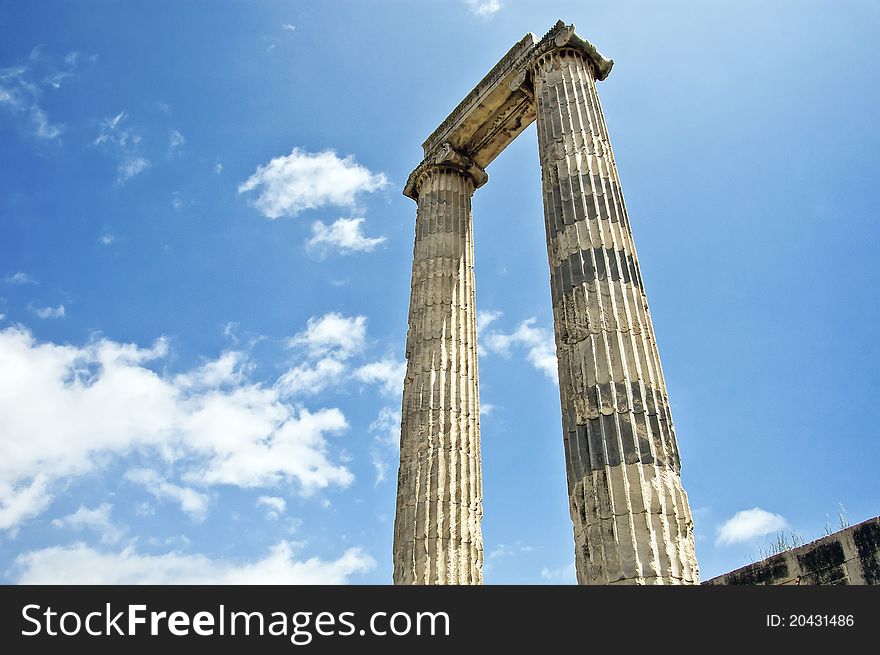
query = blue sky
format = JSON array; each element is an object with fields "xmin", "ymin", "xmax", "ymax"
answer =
[{"xmin": 1, "ymin": 0, "xmax": 878, "ymax": 584}]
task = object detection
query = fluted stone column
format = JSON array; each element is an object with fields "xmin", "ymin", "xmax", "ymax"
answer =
[
  {"xmin": 394, "ymin": 145, "xmax": 486, "ymax": 584},
  {"xmin": 533, "ymin": 31, "xmax": 700, "ymax": 584}
]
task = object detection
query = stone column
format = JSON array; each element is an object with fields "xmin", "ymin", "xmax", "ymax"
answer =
[
  {"xmin": 394, "ymin": 144, "xmax": 486, "ymax": 584},
  {"xmin": 533, "ymin": 29, "xmax": 700, "ymax": 584}
]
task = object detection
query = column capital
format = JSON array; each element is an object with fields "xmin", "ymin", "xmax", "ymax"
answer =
[
  {"xmin": 533, "ymin": 20, "xmax": 614, "ymax": 81},
  {"xmin": 403, "ymin": 143, "xmax": 488, "ymax": 201}
]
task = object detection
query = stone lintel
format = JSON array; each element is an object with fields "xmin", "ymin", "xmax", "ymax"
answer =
[
  {"xmin": 409, "ymin": 21, "xmax": 613, "ymax": 192},
  {"xmin": 421, "ymin": 32, "xmax": 539, "ymax": 170}
]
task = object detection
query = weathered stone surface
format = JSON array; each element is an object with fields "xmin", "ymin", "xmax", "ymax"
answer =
[
  {"xmin": 532, "ymin": 29, "xmax": 698, "ymax": 585},
  {"xmin": 393, "ymin": 149, "xmax": 484, "ymax": 585},
  {"xmin": 396, "ymin": 20, "xmax": 697, "ymax": 586},
  {"xmin": 705, "ymin": 517, "xmax": 880, "ymax": 585}
]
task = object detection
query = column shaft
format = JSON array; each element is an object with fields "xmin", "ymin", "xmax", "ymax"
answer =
[
  {"xmin": 533, "ymin": 47, "xmax": 699, "ymax": 584},
  {"xmin": 394, "ymin": 163, "xmax": 483, "ymax": 584}
]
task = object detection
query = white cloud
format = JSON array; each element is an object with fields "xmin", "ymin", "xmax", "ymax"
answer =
[
  {"xmin": 482, "ymin": 317, "xmax": 558, "ymax": 382},
  {"xmin": 31, "ymin": 107, "xmax": 61, "ymax": 139},
  {"xmin": 257, "ymin": 495, "xmax": 287, "ymax": 520},
  {"xmin": 287, "ymin": 312, "xmax": 366, "ymax": 360},
  {"xmin": 281, "ymin": 23, "xmax": 296, "ymax": 32},
  {"xmin": 3, "ymin": 272, "xmax": 36, "ymax": 285},
  {"xmin": 94, "ymin": 111, "xmax": 130, "ymax": 146},
  {"xmin": 480, "ymin": 402, "xmax": 495, "ymax": 416},
  {"xmin": 465, "ymin": 0, "xmax": 501, "ymax": 18},
  {"xmin": 716, "ymin": 507, "xmax": 789, "ymax": 546},
  {"xmin": 0, "ymin": 89, "xmax": 17, "ymax": 106},
  {"xmin": 476, "ymin": 309, "xmax": 502, "ymax": 357},
  {"xmin": 33, "ymin": 304, "xmax": 65, "ymax": 319},
  {"xmin": 94, "ymin": 111, "xmax": 150, "ymax": 183},
  {"xmin": 368, "ymin": 407, "xmax": 400, "ymax": 484},
  {"xmin": 275, "ymin": 357, "xmax": 346, "ymax": 397},
  {"xmin": 175, "ymin": 401, "xmax": 350, "ymax": 494},
  {"xmin": 175, "ymin": 351, "xmax": 246, "ymax": 389},
  {"xmin": 0, "ymin": 475, "xmax": 52, "ymax": 532},
  {"xmin": 51, "ymin": 503, "xmax": 125, "ymax": 544},
  {"xmin": 222, "ymin": 321, "xmax": 239, "ymax": 344},
  {"xmin": 125, "ymin": 468, "xmax": 210, "ymax": 521},
  {"xmin": 354, "ymin": 359, "xmax": 405, "ymax": 397},
  {"xmin": 99, "ymin": 234, "xmax": 115, "ymax": 246},
  {"xmin": 214, "ymin": 162, "xmax": 223, "ymax": 174},
  {"xmin": 168, "ymin": 128, "xmax": 185, "ymax": 151},
  {"xmin": 278, "ymin": 316, "xmax": 403, "ymax": 403},
  {"xmin": 13, "ymin": 541, "xmax": 375, "ymax": 584},
  {"xmin": 540, "ymin": 560, "xmax": 576, "ymax": 583},
  {"xmin": 370, "ymin": 450, "xmax": 389, "ymax": 486},
  {"xmin": 118, "ymin": 156, "xmax": 149, "ymax": 182},
  {"xmin": 307, "ymin": 217, "xmax": 385, "ymax": 255},
  {"xmin": 238, "ymin": 147, "xmax": 388, "ymax": 219},
  {"xmin": 369, "ymin": 407, "xmax": 400, "ymax": 450},
  {"xmin": 0, "ymin": 325, "xmax": 354, "ymax": 532},
  {"xmin": 0, "ymin": 62, "xmax": 65, "ymax": 139},
  {"xmin": 489, "ymin": 542, "xmax": 534, "ymax": 560},
  {"xmin": 477, "ymin": 310, "xmax": 502, "ymax": 334}
]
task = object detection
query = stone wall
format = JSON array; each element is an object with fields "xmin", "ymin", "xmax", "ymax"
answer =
[{"xmin": 704, "ymin": 516, "xmax": 880, "ymax": 585}]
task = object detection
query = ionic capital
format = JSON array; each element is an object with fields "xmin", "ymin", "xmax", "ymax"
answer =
[
  {"xmin": 533, "ymin": 21, "xmax": 614, "ymax": 81},
  {"xmin": 403, "ymin": 143, "xmax": 488, "ymax": 200}
]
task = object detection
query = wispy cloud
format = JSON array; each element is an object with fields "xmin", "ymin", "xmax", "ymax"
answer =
[
  {"xmin": 489, "ymin": 542, "xmax": 534, "ymax": 560},
  {"xmin": 117, "ymin": 156, "xmax": 149, "ymax": 182},
  {"xmin": 32, "ymin": 304, "xmax": 65, "ymax": 319},
  {"xmin": 716, "ymin": 507, "xmax": 789, "ymax": 546},
  {"xmin": 368, "ymin": 407, "xmax": 401, "ymax": 484},
  {"xmin": 540, "ymin": 560, "xmax": 576, "ymax": 583},
  {"xmin": 13, "ymin": 541, "xmax": 375, "ymax": 584},
  {"xmin": 476, "ymin": 309, "xmax": 502, "ymax": 356},
  {"xmin": 238, "ymin": 148, "xmax": 388, "ymax": 219},
  {"xmin": 94, "ymin": 110, "xmax": 133, "ymax": 146},
  {"xmin": 93, "ymin": 111, "xmax": 151, "ymax": 183},
  {"xmin": 256, "ymin": 495, "xmax": 287, "ymax": 520},
  {"xmin": 51, "ymin": 503, "xmax": 125, "ymax": 544},
  {"xmin": 477, "ymin": 310, "xmax": 502, "ymax": 334},
  {"xmin": 125, "ymin": 468, "xmax": 210, "ymax": 522},
  {"xmin": 168, "ymin": 128, "xmax": 185, "ymax": 154},
  {"xmin": 465, "ymin": 0, "xmax": 501, "ymax": 18},
  {"xmin": 3, "ymin": 272, "xmax": 36, "ymax": 285},
  {"xmin": 0, "ymin": 47, "xmax": 85, "ymax": 140}
]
